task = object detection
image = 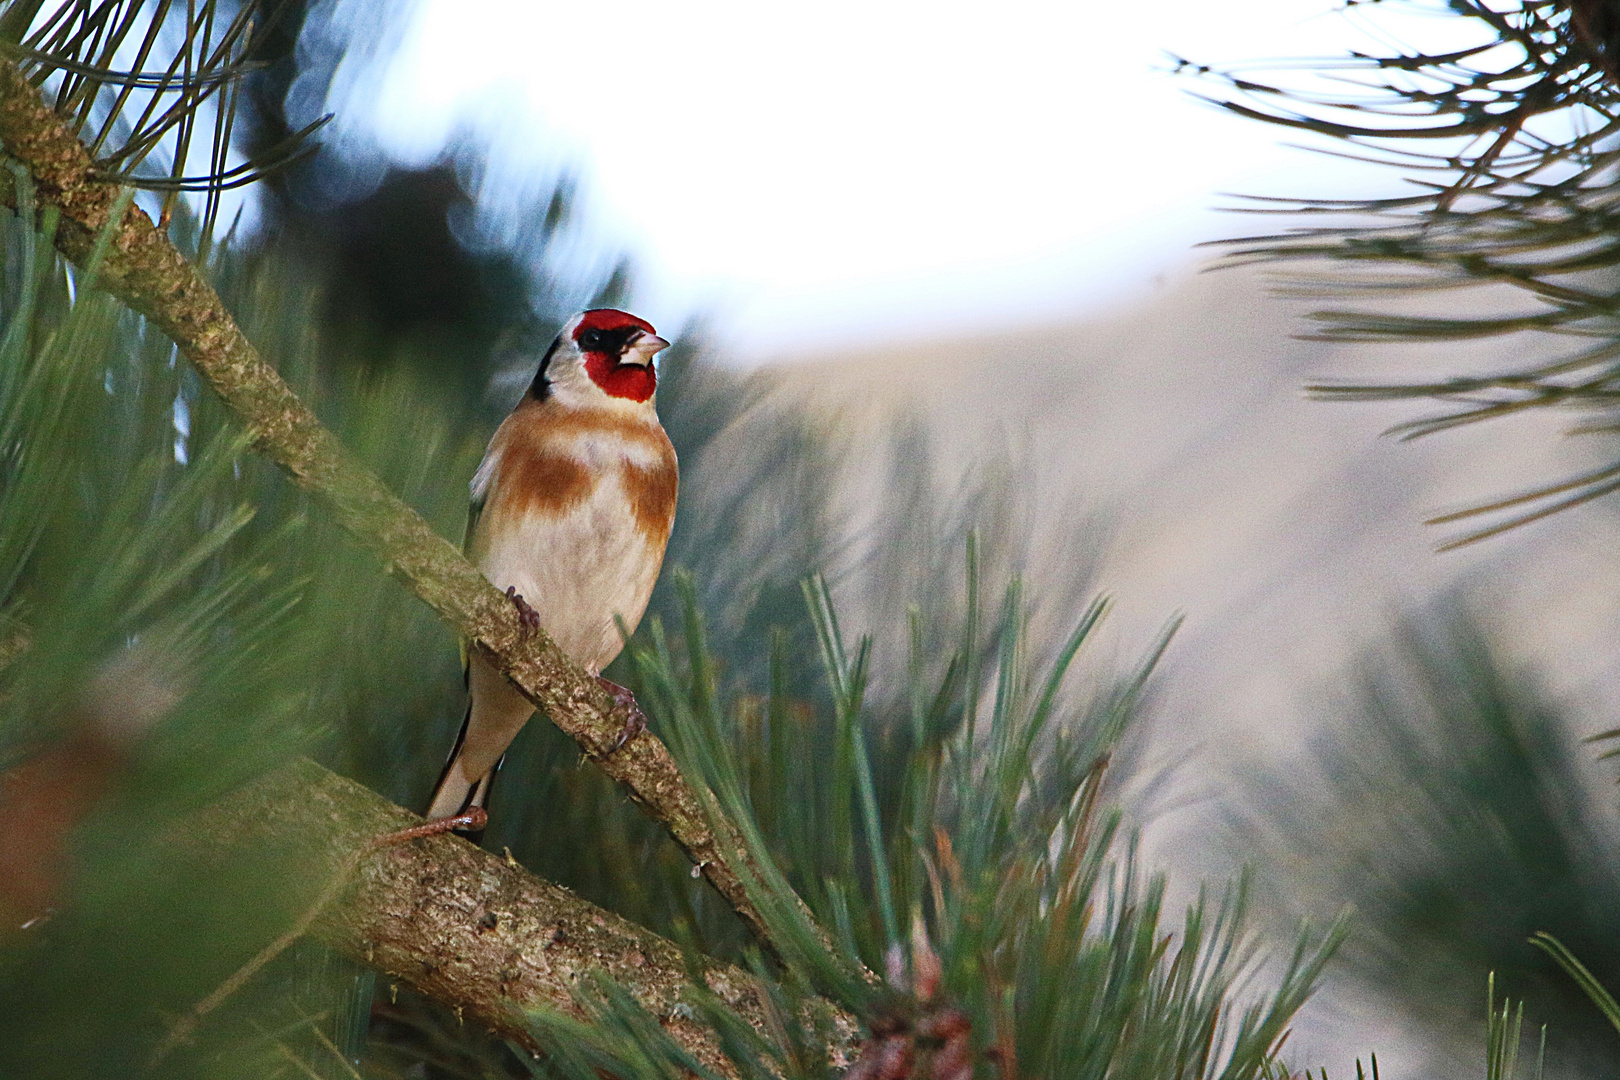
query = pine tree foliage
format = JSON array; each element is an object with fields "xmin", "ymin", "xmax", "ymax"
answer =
[
  {"xmin": 1189, "ymin": 0, "xmax": 1620, "ymax": 545},
  {"xmin": 0, "ymin": 175, "xmax": 322, "ymax": 1077},
  {"xmin": 554, "ymin": 569, "xmax": 1351, "ymax": 1080},
  {"xmin": 0, "ymin": 0, "xmax": 323, "ymax": 253},
  {"xmin": 1233, "ymin": 610, "xmax": 1620, "ymax": 1073},
  {"xmin": 0, "ymin": 1, "xmax": 1351, "ymax": 1077},
  {"xmin": 1196, "ymin": 4, "xmax": 1620, "ymax": 1068}
]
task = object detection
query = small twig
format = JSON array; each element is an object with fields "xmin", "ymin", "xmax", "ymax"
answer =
[
  {"xmin": 274, "ymin": 1041, "xmax": 329, "ymax": 1080},
  {"xmin": 309, "ymin": 1026, "xmax": 367, "ymax": 1080},
  {"xmin": 146, "ymin": 858, "xmax": 351, "ymax": 1066}
]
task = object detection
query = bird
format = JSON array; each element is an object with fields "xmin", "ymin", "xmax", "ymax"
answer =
[{"xmin": 425, "ymin": 309, "xmax": 677, "ymax": 826}]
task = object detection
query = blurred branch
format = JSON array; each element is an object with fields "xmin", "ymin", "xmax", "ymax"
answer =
[
  {"xmin": 177, "ymin": 759, "xmax": 859, "ymax": 1072},
  {"xmin": 0, "ymin": 56, "xmax": 780, "ymax": 954}
]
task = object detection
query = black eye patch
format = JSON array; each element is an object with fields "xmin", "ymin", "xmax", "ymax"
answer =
[{"xmin": 579, "ymin": 327, "xmax": 641, "ymax": 356}]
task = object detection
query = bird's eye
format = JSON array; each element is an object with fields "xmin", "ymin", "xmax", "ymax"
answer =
[{"xmin": 580, "ymin": 329, "xmax": 606, "ymax": 351}]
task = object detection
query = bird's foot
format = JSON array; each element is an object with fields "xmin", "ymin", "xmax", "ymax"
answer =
[
  {"xmin": 372, "ymin": 807, "xmax": 488, "ymax": 848},
  {"xmin": 504, "ymin": 586, "xmax": 542, "ymax": 632},
  {"xmin": 597, "ymin": 676, "xmax": 647, "ymax": 754}
]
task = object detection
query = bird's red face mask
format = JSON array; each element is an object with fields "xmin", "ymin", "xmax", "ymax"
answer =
[{"xmin": 574, "ymin": 310, "xmax": 667, "ymax": 402}]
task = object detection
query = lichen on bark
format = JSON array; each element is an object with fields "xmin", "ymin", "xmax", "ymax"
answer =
[{"xmin": 177, "ymin": 760, "xmax": 849, "ymax": 1074}]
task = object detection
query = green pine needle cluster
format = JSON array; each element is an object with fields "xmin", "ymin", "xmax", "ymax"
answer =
[
  {"xmin": 538, "ymin": 564, "xmax": 1350, "ymax": 1080},
  {"xmin": 1189, "ymin": 0, "xmax": 1620, "ymax": 545},
  {"xmin": 0, "ymin": 0, "xmax": 324, "ymax": 252}
]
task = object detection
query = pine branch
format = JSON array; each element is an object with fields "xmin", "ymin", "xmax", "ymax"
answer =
[
  {"xmin": 175, "ymin": 758, "xmax": 860, "ymax": 1072},
  {"xmin": 1185, "ymin": 0, "xmax": 1620, "ymax": 547},
  {"xmin": 0, "ymin": 56, "xmax": 779, "ymax": 954}
]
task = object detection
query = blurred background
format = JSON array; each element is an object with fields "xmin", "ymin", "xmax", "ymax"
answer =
[
  {"xmin": 293, "ymin": 2, "xmax": 1616, "ymax": 1072},
  {"xmin": 5, "ymin": 0, "xmax": 1620, "ymax": 1077}
]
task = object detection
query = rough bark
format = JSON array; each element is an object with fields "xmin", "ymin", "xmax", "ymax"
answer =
[
  {"xmin": 182, "ymin": 759, "xmax": 859, "ymax": 1073},
  {"xmin": 0, "ymin": 57, "xmax": 773, "ymax": 952}
]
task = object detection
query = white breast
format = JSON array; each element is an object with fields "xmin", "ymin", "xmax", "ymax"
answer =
[{"xmin": 478, "ymin": 462, "xmax": 665, "ymax": 675}]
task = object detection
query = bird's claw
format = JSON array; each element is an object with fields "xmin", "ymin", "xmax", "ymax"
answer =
[
  {"xmin": 597, "ymin": 677, "xmax": 647, "ymax": 754},
  {"xmin": 505, "ymin": 586, "xmax": 542, "ymax": 632}
]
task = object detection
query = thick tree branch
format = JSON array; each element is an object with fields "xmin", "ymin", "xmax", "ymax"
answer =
[
  {"xmin": 0, "ymin": 57, "xmax": 775, "ymax": 952},
  {"xmin": 180, "ymin": 759, "xmax": 858, "ymax": 1072}
]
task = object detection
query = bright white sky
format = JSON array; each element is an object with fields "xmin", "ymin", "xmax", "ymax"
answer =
[{"xmin": 338, "ymin": 0, "xmax": 1442, "ymax": 358}]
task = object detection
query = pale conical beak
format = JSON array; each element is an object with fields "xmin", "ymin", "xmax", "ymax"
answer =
[{"xmin": 624, "ymin": 333, "xmax": 670, "ymax": 367}]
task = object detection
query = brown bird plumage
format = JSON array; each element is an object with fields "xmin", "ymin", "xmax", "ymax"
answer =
[{"xmin": 426, "ymin": 310, "xmax": 677, "ymax": 824}]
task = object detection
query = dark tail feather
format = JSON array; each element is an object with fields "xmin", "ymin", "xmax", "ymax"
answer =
[
  {"xmin": 425, "ymin": 700, "xmax": 502, "ymax": 841},
  {"xmin": 426, "ymin": 699, "xmax": 473, "ymax": 811}
]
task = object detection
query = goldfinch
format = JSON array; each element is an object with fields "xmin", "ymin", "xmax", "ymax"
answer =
[{"xmin": 426, "ymin": 309, "xmax": 677, "ymax": 825}]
